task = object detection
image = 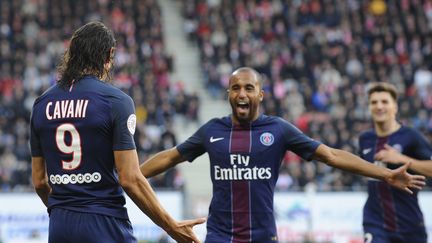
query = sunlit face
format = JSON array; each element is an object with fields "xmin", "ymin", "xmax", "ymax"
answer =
[
  {"xmin": 368, "ymin": 91, "xmax": 398, "ymax": 124},
  {"xmin": 228, "ymin": 70, "xmax": 263, "ymax": 124}
]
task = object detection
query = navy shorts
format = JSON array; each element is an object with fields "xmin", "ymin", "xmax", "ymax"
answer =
[
  {"xmin": 364, "ymin": 225, "xmax": 427, "ymax": 243},
  {"xmin": 49, "ymin": 208, "xmax": 137, "ymax": 243}
]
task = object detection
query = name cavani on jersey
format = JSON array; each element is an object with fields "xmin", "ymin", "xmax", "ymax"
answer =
[{"xmin": 45, "ymin": 99, "xmax": 89, "ymax": 120}]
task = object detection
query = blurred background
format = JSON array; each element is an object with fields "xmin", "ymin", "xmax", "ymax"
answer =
[{"xmin": 1, "ymin": 0, "xmax": 432, "ymax": 242}]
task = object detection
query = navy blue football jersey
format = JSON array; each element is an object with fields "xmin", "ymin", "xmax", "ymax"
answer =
[
  {"xmin": 359, "ymin": 126, "xmax": 432, "ymax": 234},
  {"xmin": 30, "ymin": 76, "xmax": 136, "ymax": 219},
  {"xmin": 177, "ymin": 114, "xmax": 321, "ymax": 242}
]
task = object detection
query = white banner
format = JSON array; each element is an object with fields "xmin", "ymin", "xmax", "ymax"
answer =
[
  {"xmin": 2, "ymin": 192, "xmax": 432, "ymax": 243},
  {"xmin": 0, "ymin": 192, "xmax": 182, "ymax": 243},
  {"xmin": 274, "ymin": 192, "xmax": 432, "ymax": 243}
]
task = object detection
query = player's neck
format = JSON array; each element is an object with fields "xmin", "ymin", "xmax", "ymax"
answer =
[
  {"xmin": 81, "ymin": 68, "xmax": 107, "ymax": 81},
  {"xmin": 232, "ymin": 118, "xmax": 250, "ymax": 127},
  {"xmin": 231, "ymin": 113, "xmax": 260, "ymax": 126},
  {"xmin": 374, "ymin": 119, "xmax": 401, "ymax": 137}
]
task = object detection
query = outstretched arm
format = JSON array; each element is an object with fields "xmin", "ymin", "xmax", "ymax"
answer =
[
  {"xmin": 311, "ymin": 144, "xmax": 426, "ymax": 194},
  {"xmin": 375, "ymin": 144, "xmax": 432, "ymax": 177},
  {"xmin": 115, "ymin": 149, "xmax": 205, "ymax": 242},
  {"xmin": 140, "ymin": 147, "xmax": 186, "ymax": 178},
  {"xmin": 31, "ymin": 156, "xmax": 51, "ymax": 207}
]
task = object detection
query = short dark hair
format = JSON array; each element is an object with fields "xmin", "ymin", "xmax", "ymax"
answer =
[
  {"xmin": 57, "ymin": 21, "xmax": 116, "ymax": 88},
  {"xmin": 230, "ymin": 67, "xmax": 263, "ymax": 88},
  {"xmin": 367, "ymin": 82, "xmax": 398, "ymax": 101}
]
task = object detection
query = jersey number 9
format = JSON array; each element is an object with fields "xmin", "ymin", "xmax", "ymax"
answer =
[{"xmin": 56, "ymin": 123, "xmax": 82, "ymax": 170}]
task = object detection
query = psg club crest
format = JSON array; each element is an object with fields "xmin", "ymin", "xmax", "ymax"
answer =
[
  {"xmin": 392, "ymin": 144, "xmax": 402, "ymax": 152},
  {"xmin": 260, "ymin": 132, "xmax": 274, "ymax": 146}
]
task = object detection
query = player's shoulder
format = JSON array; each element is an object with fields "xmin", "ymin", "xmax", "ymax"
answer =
[
  {"xmin": 82, "ymin": 77, "xmax": 133, "ymax": 104},
  {"xmin": 399, "ymin": 125, "xmax": 420, "ymax": 134},
  {"xmin": 252, "ymin": 114, "xmax": 283, "ymax": 124},
  {"xmin": 108, "ymin": 86, "xmax": 133, "ymax": 103},
  {"xmin": 261, "ymin": 114, "xmax": 295, "ymax": 128},
  {"xmin": 32, "ymin": 83, "xmax": 62, "ymax": 107},
  {"xmin": 87, "ymin": 77, "xmax": 129, "ymax": 97},
  {"xmin": 203, "ymin": 116, "xmax": 230, "ymax": 129},
  {"xmin": 399, "ymin": 125, "xmax": 427, "ymax": 139},
  {"xmin": 193, "ymin": 115, "xmax": 234, "ymax": 135},
  {"xmin": 273, "ymin": 115, "xmax": 290, "ymax": 124},
  {"xmin": 257, "ymin": 115, "xmax": 307, "ymax": 136},
  {"xmin": 359, "ymin": 129, "xmax": 376, "ymax": 141}
]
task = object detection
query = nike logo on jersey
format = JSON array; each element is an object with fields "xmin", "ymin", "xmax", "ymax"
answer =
[
  {"xmin": 210, "ymin": 136, "xmax": 224, "ymax": 143},
  {"xmin": 363, "ymin": 148, "xmax": 372, "ymax": 154}
]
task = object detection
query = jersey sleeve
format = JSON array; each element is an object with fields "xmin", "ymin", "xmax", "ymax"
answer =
[
  {"xmin": 411, "ymin": 129, "xmax": 432, "ymax": 160},
  {"xmin": 29, "ymin": 106, "xmax": 43, "ymax": 157},
  {"xmin": 111, "ymin": 94, "xmax": 136, "ymax": 151},
  {"xmin": 278, "ymin": 118, "xmax": 321, "ymax": 161},
  {"xmin": 176, "ymin": 123, "xmax": 208, "ymax": 162}
]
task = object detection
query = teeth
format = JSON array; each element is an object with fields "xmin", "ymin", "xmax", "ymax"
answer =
[{"xmin": 238, "ymin": 101, "xmax": 248, "ymax": 105}]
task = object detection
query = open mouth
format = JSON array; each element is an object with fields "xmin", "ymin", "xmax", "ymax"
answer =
[{"xmin": 236, "ymin": 101, "xmax": 250, "ymax": 113}]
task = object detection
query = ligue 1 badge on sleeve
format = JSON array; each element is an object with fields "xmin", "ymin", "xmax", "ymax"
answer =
[
  {"xmin": 392, "ymin": 144, "xmax": 402, "ymax": 152},
  {"xmin": 127, "ymin": 114, "xmax": 136, "ymax": 135},
  {"xmin": 260, "ymin": 132, "xmax": 274, "ymax": 146}
]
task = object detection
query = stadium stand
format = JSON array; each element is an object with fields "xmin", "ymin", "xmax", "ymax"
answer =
[
  {"xmin": 1, "ymin": 0, "xmax": 432, "ymax": 193},
  {"xmin": 180, "ymin": 0, "xmax": 432, "ymax": 191},
  {"xmin": 0, "ymin": 0, "xmax": 199, "ymax": 192}
]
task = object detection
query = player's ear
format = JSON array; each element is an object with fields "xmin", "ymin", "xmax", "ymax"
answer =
[
  {"xmin": 259, "ymin": 89, "xmax": 264, "ymax": 102},
  {"xmin": 106, "ymin": 47, "xmax": 115, "ymax": 64}
]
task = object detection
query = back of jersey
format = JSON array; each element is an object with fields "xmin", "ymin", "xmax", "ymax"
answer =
[{"xmin": 30, "ymin": 76, "xmax": 136, "ymax": 219}]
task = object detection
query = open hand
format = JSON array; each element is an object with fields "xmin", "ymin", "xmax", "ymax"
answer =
[
  {"xmin": 167, "ymin": 217, "xmax": 206, "ymax": 243},
  {"xmin": 386, "ymin": 161, "xmax": 425, "ymax": 194}
]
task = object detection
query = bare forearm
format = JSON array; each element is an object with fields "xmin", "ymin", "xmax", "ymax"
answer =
[
  {"xmin": 313, "ymin": 144, "xmax": 425, "ymax": 194},
  {"xmin": 35, "ymin": 184, "xmax": 51, "ymax": 207},
  {"xmin": 410, "ymin": 161, "xmax": 432, "ymax": 177},
  {"xmin": 122, "ymin": 176, "xmax": 176, "ymax": 231},
  {"xmin": 31, "ymin": 157, "xmax": 51, "ymax": 207},
  {"xmin": 397, "ymin": 156, "xmax": 432, "ymax": 177},
  {"xmin": 140, "ymin": 154, "xmax": 172, "ymax": 177},
  {"xmin": 116, "ymin": 149, "xmax": 202, "ymax": 243},
  {"xmin": 324, "ymin": 149, "xmax": 391, "ymax": 181},
  {"xmin": 140, "ymin": 148, "xmax": 184, "ymax": 178}
]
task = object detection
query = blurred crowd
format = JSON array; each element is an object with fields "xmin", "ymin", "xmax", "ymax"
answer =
[
  {"xmin": 181, "ymin": 0, "xmax": 432, "ymax": 191},
  {"xmin": 2, "ymin": 0, "xmax": 432, "ymax": 193},
  {"xmin": 0, "ymin": 0, "xmax": 201, "ymax": 192}
]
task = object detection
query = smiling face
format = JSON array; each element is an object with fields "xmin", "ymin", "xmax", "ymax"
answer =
[
  {"xmin": 368, "ymin": 91, "xmax": 398, "ymax": 125},
  {"xmin": 228, "ymin": 69, "xmax": 264, "ymax": 125}
]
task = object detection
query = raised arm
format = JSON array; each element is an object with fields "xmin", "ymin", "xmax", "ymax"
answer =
[
  {"xmin": 375, "ymin": 144, "xmax": 432, "ymax": 177},
  {"xmin": 140, "ymin": 147, "xmax": 186, "ymax": 178},
  {"xmin": 31, "ymin": 156, "xmax": 51, "ymax": 207},
  {"xmin": 114, "ymin": 149, "xmax": 204, "ymax": 242},
  {"xmin": 311, "ymin": 144, "xmax": 425, "ymax": 193}
]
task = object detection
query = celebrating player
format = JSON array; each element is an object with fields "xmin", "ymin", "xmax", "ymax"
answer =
[
  {"xmin": 30, "ymin": 21, "xmax": 204, "ymax": 243},
  {"xmin": 140, "ymin": 67, "xmax": 425, "ymax": 242},
  {"xmin": 358, "ymin": 82, "xmax": 431, "ymax": 243}
]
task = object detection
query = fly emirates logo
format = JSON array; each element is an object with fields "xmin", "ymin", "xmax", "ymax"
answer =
[{"xmin": 214, "ymin": 154, "xmax": 272, "ymax": 180}]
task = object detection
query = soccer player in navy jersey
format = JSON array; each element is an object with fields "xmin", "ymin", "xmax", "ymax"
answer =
[
  {"xmin": 140, "ymin": 67, "xmax": 425, "ymax": 243},
  {"xmin": 30, "ymin": 21, "xmax": 204, "ymax": 243},
  {"xmin": 358, "ymin": 82, "xmax": 432, "ymax": 243}
]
